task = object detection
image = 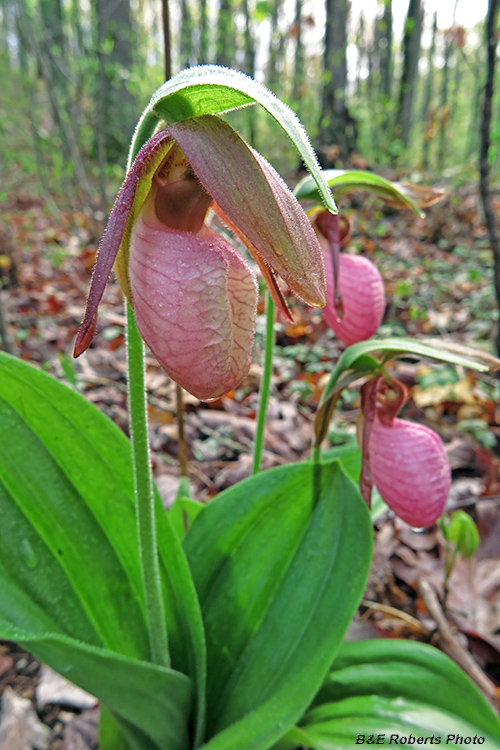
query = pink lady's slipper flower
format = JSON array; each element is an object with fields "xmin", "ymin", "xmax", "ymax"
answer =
[
  {"xmin": 74, "ymin": 115, "xmax": 326, "ymax": 400},
  {"xmin": 369, "ymin": 417, "xmax": 451, "ymax": 528},
  {"xmin": 360, "ymin": 377, "xmax": 451, "ymax": 528},
  {"xmin": 314, "ymin": 210, "xmax": 385, "ymax": 346}
]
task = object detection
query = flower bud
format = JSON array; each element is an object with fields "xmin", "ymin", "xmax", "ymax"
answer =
[{"xmin": 369, "ymin": 417, "xmax": 451, "ymax": 528}]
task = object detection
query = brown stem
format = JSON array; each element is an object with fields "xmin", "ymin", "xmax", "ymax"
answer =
[
  {"xmin": 359, "ymin": 375, "xmax": 382, "ymax": 508},
  {"xmin": 176, "ymin": 384, "xmax": 188, "ymax": 477}
]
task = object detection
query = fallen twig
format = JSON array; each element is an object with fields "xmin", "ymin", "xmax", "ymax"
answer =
[{"xmin": 419, "ymin": 579, "xmax": 498, "ymax": 710}]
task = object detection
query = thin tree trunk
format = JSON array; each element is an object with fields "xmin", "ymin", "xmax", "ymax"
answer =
[
  {"xmin": 162, "ymin": 0, "xmax": 172, "ymax": 79},
  {"xmin": 199, "ymin": 0, "xmax": 208, "ymax": 64},
  {"xmin": 354, "ymin": 12, "xmax": 365, "ymax": 95},
  {"xmin": 216, "ymin": 0, "xmax": 235, "ymax": 67},
  {"xmin": 466, "ymin": 50, "xmax": 483, "ymax": 159},
  {"xmin": 380, "ymin": 0, "xmax": 392, "ymax": 99},
  {"xmin": 19, "ymin": 5, "xmax": 94, "ymax": 212},
  {"xmin": 291, "ymin": 0, "xmax": 303, "ymax": 102},
  {"xmin": 479, "ymin": 0, "xmax": 500, "ymax": 355},
  {"xmin": 267, "ymin": 0, "xmax": 280, "ymax": 88},
  {"xmin": 317, "ymin": 0, "xmax": 356, "ymax": 165},
  {"xmin": 421, "ymin": 11, "xmax": 437, "ymax": 168},
  {"xmin": 395, "ymin": 0, "xmax": 423, "ymax": 147},
  {"xmin": 437, "ymin": 0, "xmax": 459, "ymax": 169},
  {"xmin": 180, "ymin": 0, "xmax": 193, "ymax": 69}
]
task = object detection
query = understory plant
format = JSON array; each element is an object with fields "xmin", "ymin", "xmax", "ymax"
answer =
[{"xmin": 0, "ymin": 66, "xmax": 500, "ymax": 750}]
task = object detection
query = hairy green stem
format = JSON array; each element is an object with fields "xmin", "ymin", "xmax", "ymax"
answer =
[
  {"xmin": 127, "ymin": 302, "xmax": 169, "ymax": 667},
  {"xmin": 252, "ymin": 292, "xmax": 275, "ymax": 474}
]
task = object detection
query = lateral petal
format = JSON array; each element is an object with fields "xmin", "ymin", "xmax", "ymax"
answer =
[{"xmin": 74, "ymin": 130, "xmax": 174, "ymax": 356}]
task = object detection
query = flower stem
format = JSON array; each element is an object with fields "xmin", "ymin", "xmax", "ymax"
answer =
[
  {"xmin": 126, "ymin": 301, "xmax": 169, "ymax": 667},
  {"xmin": 176, "ymin": 383, "xmax": 188, "ymax": 478},
  {"xmin": 252, "ymin": 292, "xmax": 274, "ymax": 475}
]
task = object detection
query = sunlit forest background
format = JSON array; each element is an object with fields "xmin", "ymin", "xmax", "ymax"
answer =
[{"xmin": 1, "ymin": 0, "xmax": 498, "ymax": 203}]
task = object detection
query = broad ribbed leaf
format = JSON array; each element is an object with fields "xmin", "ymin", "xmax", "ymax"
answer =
[
  {"xmin": 0, "ymin": 624, "xmax": 191, "ymax": 750},
  {"xmin": 294, "ymin": 170, "xmax": 423, "ymax": 216},
  {"xmin": 283, "ymin": 640, "xmax": 500, "ymax": 749},
  {"xmin": 128, "ymin": 65, "xmax": 336, "ymax": 213},
  {"xmin": 0, "ymin": 353, "xmax": 206, "ymax": 745},
  {"xmin": 184, "ymin": 460, "xmax": 372, "ymax": 749},
  {"xmin": 321, "ymin": 442, "xmax": 387, "ymax": 522}
]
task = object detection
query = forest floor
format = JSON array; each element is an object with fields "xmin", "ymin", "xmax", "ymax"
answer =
[{"xmin": 1, "ymin": 177, "xmax": 500, "ymax": 747}]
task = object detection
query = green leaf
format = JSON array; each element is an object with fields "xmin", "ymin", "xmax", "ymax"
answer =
[
  {"xmin": 446, "ymin": 510, "xmax": 480, "ymax": 559},
  {"xmin": 289, "ymin": 639, "xmax": 500, "ymax": 748},
  {"xmin": 321, "ymin": 442, "xmax": 387, "ymax": 522},
  {"xmin": 129, "ymin": 65, "xmax": 336, "ymax": 214},
  {"xmin": 315, "ymin": 337, "xmax": 500, "ymax": 445},
  {"xmin": 0, "ymin": 626, "xmax": 192, "ymax": 750},
  {"xmin": 0, "ymin": 353, "xmax": 206, "ymax": 746},
  {"xmin": 294, "ymin": 169, "xmax": 423, "ymax": 216},
  {"xmin": 169, "ymin": 496, "xmax": 205, "ymax": 541},
  {"xmin": 184, "ymin": 460, "xmax": 373, "ymax": 749}
]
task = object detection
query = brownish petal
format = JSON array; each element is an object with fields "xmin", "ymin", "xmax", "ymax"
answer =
[{"xmin": 166, "ymin": 115, "xmax": 326, "ymax": 308}]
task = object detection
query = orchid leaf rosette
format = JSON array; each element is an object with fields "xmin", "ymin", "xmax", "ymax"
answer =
[{"xmin": 74, "ymin": 115, "xmax": 326, "ymax": 400}]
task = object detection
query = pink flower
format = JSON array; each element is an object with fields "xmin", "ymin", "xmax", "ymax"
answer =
[
  {"xmin": 369, "ymin": 416, "xmax": 451, "ymax": 528},
  {"xmin": 74, "ymin": 115, "xmax": 326, "ymax": 400},
  {"xmin": 313, "ymin": 210, "xmax": 385, "ymax": 346},
  {"xmin": 322, "ymin": 252, "xmax": 385, "ymax": 346}
]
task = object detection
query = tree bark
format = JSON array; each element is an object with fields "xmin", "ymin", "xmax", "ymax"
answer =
[
  {"xmin": 94, "ymin": 0, "xmax": 135, "ymax": 159},
  {"xmin": 180, "ymin": 0, "xmax": 193, "ymax": 69},
  {"xmin": 421, "ymin": 11, "xmax": 437, "ymax": 168},
  {"xmin": 395, "ymin": 0, "xmax": 423, "ymax": 147},
  {"xmin": 216, "ymin": 0, "xmax": 235, "ymax": 67},
  {"xmin": 437, "ymin": 0, "xmax": 459, "ymax": 170},
  {"xmin": 162, "ymin": 0, "xmax": 171, "ymax": 79},
  {"xmin": 267, "ymin": 0, "xmax": 281, "ymax": 88},
  {"xmin": 380, "ymin": 0, "xmax": 392, "ymax": 99},
  {"xmin": 291, "ymin": 0, "xmax": 304, "ymax": 102},
  {"xmin": 199, "ymin": 0, "xmax": 209, "ymax": 64},
  {"xmin": 478, "ymin": 0, "xmax": 500, "ymax": 355},
  {"xmin": 317, "ymin": 0, "xmax": 357, "ymax": 166}
]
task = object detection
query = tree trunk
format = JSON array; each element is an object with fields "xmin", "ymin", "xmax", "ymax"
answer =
[
  {"xmin": 267, "ymin": 0, "xmax": 281, "ymax": 88},
  {"xmin": 291, "ymin": 0, "xmax": 304, "ymax": 102},
  {"xmin": 162, "ymin": 0, "xmax": 172, "ymax": 79},
  {"xmin": 216, "ymin": 0, "xmax": 235, "ymax": 67},
  {"xmin": 478, "ymin": 0, "xmax": 500, "ymax": 355},
  {"xmin": 180, "ymin": 0, "xmax": 193, "ymax": 69},
  {"xmin": 317, "ymin": 0, "xmax": 357, "ymax": 166},
  {"xmin": 421, "ymin": 11, "xmax": 437, "ymax": 168},
  {"xmin": 380, "ymin": 0, "xmax": 392, "ymax": 99},
  {"xmin": 395, "ymin": 0, "xmax": 423, "ymax": 147},
  {"xmin": 94, "ymin": 0, "xmax": 135, "ymax": 160},
  {"xmin": 437, "ymin": 2, "xmax": 459, "ymax": 169},
  {"xmin": 199, "ymin": 0, "xmax": 209, "ymax": 64}
]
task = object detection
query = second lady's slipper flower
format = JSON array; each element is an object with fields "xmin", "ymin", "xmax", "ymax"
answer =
[
  {"xmin": 369, "ymin": 417, "xmax": 451, "ymax": 528},
  {"xmin": 74, "ymin": 115, "xmax": 326, "ymax": 400},
  {"xmin": 313, "ymin": 210, "xmax": 385, "ymax": 346},
  {"xmin": 359, "ymin": 376, "xmax": 451, "ymax": 528}
]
